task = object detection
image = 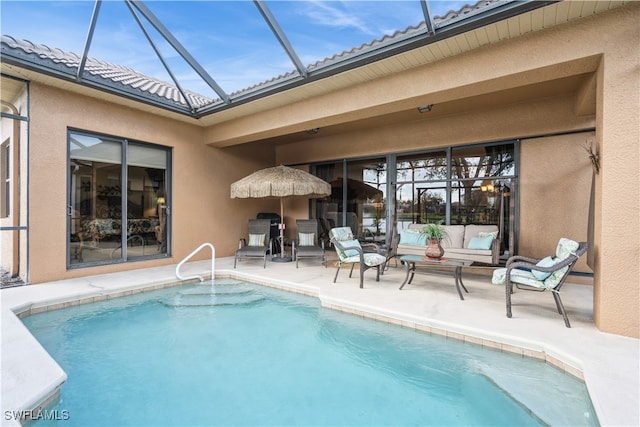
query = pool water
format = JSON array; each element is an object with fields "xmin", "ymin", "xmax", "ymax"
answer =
[{"xmin": 23, "ymin": 280, "xmax": 598, "ymax": 426}]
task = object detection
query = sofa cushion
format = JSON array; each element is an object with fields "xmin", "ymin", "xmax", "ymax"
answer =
[
  {"xmin": 446, "ymin": 248, "xmax": 492, "ymax": 257},
  {"xmin": 442, "ymin": 225, "xmax": 465, "ymax": 248},
  {"xmin": 463, "ymin": 225, "xmax": 499, "ymax": 248}
]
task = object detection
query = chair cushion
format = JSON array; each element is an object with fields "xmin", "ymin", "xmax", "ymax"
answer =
[
  {"xmin": 299, "ymin": 232, "xmax": 315, "ymax": 246},
  {"xmin": 532, "ymin": 256, "xmax": 556, "ymax": 280},
  {"xmin": 467, "ymin": 235, "xmax": 494, "ymax": 250},
  {"xmin": 492, "ymin": 267, "xmax": 547, "ymax": 289},
  {"xmin": 555, "ymin": 238, "xmax": 579, "ymax": 260},
  {"xmin": 342, "ymin": 253, "xmax": 387, "ymax": 267},
  {"xmin": 248, "ymin": 233, "xmax": 265, "ymax": 246},
  {"xmin": 331, "ymin": 227, "xmax": 354, "ymax": 242}
]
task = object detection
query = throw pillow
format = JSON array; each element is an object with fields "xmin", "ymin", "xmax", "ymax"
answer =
[
  {"xmin": 532, "ymin": 256, "xmax": 556, "ymax": 281},
  {"xmin": 478, "ymin": 231, "xmax": 499, "ymax": 239},
  {"xmin": 341, "ymin": 239, "xmax": 362, "ymax": 257},
  {"xmin": 248, "ymin": 233, "xmax": 265, "ymax": 246},
  {"xmin": 400, "ymin": 230, "xmax": 427, "ymax": 246},
  {"xmin": 299, "ymin": 232, "xmax": 315, "ymax": 246},
  {"xmin": 467, "ymin": 235, "xmax": 493, "ymax": 250}
]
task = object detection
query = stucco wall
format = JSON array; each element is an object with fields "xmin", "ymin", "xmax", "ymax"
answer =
[
  {"xmin": 26, "ymin": 83, "xmax": 279, "ymax": 284},
  {"xmin": 592, "ymin": 5, "xmax": 639, "ymax": 337},
  {"xmin": 519, "ymin": 132, "xmax": 593, "ymax": 273}
]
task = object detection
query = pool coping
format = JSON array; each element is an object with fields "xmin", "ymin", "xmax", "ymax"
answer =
[{"xmin": 1, "ymin": 259, "xmax": 638, "ymax": 426}]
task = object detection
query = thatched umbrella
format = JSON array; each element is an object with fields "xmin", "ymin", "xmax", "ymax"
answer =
[{"xmin": 231, "ymin": 165, "xmax": 331, "ymax": 261}]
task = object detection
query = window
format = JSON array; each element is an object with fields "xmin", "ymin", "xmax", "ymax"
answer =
[
  {"xmin": 311, "ymin": 140, "xmax": 517, "ymax": 256},
  {"xmin": 68, "ymin": 130, "xmax": 170, "ymax": 267}
]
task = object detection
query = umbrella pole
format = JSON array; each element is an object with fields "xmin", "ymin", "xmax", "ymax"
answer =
[
  {"xmin": 280, "ymin": 197, "xmax": 285, "ymax": 259},
  {"xmin": 272, "ymin": 197, "xmax": 292, "ymax": 262}
]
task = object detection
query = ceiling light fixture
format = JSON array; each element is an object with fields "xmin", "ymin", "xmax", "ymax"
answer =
[{"xmin": 417, "ymin": 104, "xmax": 433, "ymax": 113}]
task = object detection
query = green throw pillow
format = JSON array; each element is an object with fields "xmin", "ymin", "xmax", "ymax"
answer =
[
  {"xmin": 248, "ymin": 233, "xmax": 265, "ymax": 246},
  {"xmin": 532, "ymin": 256, "xmax": 556, "ymax": 280},
  {"xmin": 468, "ymin": 235, "xmax": 493, "ymax": 250}
]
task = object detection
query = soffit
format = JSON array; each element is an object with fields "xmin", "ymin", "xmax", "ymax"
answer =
[
  {"xmin": 197, "ymin": 0, "xmax": 626, "ymax": 127},
  {"xmin": 250, "ymin": 73, "xmax": 594, "ymax": 146}
]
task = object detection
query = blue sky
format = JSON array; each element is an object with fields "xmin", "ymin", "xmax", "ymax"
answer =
[{"xmin": 1, "ymin": 1, "xmax": 471, "ymax": 96}]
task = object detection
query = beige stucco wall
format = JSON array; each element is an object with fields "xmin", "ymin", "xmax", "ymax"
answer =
[
  {"xmin": 17, "ymin": 4, "xmax": 639, "ymax": 337},
  {"xmin": 26, "ymin": 83, "xmax": 279, "ymax": 284},
  {"xmin": 592, "ymin": 5, "xmax": 639, "ymax": 337},
  {"xmin": 519, "ymin": 132, "xmax": 594, "ymax": 273}
]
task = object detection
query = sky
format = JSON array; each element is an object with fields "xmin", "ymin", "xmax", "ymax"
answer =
[{"xmin": 1, "ymin": 0, "xmax": 472, "ymax": 97}]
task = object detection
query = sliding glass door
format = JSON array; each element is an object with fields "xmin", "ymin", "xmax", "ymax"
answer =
[{"xmin": 68, "ymin": 130, "xmax": 169, "ymax": 267}]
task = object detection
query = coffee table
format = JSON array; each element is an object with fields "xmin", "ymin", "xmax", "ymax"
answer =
[{"xmin": 399, "ymin": 255, "xmax": 474, "ymax": 300}]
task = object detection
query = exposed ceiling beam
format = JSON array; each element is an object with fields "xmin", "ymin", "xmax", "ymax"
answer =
[
  {"xmin": 254, "ymin": 0, "xmax": 308, "ymax": 78},
  {"xmin": 420, "ymin": 0, "xmax": 436, "ymax": 36},
  {"xmin": 124, "ymin": 0, "xmax": 195, "ymax": 112},
  {"xmin": 77, "ymin": 0, "xmax": 102, "ymax": 81},
  {"xmin": 128, "ymin": 0, "xmax": 231, "ymax": 104}
]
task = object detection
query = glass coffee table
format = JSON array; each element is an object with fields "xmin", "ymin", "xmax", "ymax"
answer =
[{"xmin": 399, "ymin": 255, "xmax": 474, "ymax": 300}]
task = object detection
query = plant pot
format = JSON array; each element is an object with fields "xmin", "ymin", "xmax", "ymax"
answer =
[{"xmin": 425, "ymin": 238, "xmax": 445, "ymax": 260}]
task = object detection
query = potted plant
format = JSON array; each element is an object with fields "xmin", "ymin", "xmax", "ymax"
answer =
[{"xmin": 420, "ymin": 222, "xmax": 447, "ymax": 260}]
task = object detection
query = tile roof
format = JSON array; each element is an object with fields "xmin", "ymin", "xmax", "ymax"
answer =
[
  {"xmin": 1, "ymin": 0, "xmax": 521, "ymax": 117},
  {"xmin": 1, "ymin": 35, "xmax": 217, "ymax": 110}
]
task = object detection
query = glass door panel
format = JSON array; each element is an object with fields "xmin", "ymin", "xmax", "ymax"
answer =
[
  {"xmin": 117, "ymin": 144, "xmax": 168, "ymax": 259},
  {"xmin": 313, "ymin": 162, "xmax": 343, "ymax": 247},
  {"xmin": 68, "ymin": 133, "xmax": 123, "ymax": 265},
  {"xmin": 396, "ymin": 151, "xmax": 447, "ymax": 229},
  {"xmin": 347, "ymin": 158, "xmax": 386, "ymax": 242}
]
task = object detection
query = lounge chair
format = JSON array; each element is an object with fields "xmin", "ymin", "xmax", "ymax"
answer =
[
  {"xmin": 492, "ymin": 238, "xmax": 588, "ymax": 327},
  {"xmin": 292, "ymin": 219, "xmax": 326, "ymax": 268},
  {"xmin": 234, "ymin": 219, "xmax": 273, "ymax": 268},
  {"xmin": 329, "ymin": 227, "xmax": 386, "ymax": 288}
]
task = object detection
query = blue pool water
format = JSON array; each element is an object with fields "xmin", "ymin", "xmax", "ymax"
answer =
[{"xmin": 23, "ymin": 280, "xmax": 598, "ymax": 426}]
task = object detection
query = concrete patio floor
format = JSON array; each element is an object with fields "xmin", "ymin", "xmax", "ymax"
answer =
[{"xmin": 1, "ymin": 254, "xmax": 638, "ymax": 426}]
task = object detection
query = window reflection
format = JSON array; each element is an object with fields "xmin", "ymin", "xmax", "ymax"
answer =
[{"xmin": 68, "ymin": 132, "xmax": 169, "ymax": 266}]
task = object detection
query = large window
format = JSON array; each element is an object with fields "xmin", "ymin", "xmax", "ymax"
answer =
[
  {"xmin": 68, "ymin": 130, "xmax": 170, "ymax": 267},
  {"xmin": 396, "ymin": 143, "xmax": 515, "ymax": 253},
  {"xmin": 313, "ymin": 157, "xmax": 387, "ymax": 245},
  {"xmin": 311, "ymin": 141, "xmax": 517, "ymax": 255}
]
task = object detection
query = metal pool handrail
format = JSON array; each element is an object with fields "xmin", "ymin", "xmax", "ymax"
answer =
[{"xmin": 176, "ymin": 243, "xmax": 215, "ymax": 282}]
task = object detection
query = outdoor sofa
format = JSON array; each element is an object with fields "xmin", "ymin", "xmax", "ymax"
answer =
[{"xmin": 396, "ymin": 224, "xmax": 500, "ymax": 265}]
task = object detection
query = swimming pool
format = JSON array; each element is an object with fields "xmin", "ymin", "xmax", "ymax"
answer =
[{"xmin": 23, "ymin": 279, "xmax": 598, "ymax": 426}]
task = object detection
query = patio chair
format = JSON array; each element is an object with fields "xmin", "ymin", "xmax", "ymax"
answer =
[
  {"xmin": 492, "ymin": 238, "xmax": 588, "ymax": 327},
  {"xmin": 329, "ymin": 227, "xmax": 387, "ymax": 288},
  {"xmin": 292, "ymin": 219, "xmax": 326, "ymax": 268},
  {"xmin": 234, "ymin": 219, "xmax": 273, "ymax": 268},
  {"xmin": 380, "ymin": 225, "xmax": 400, "ymax": 275}
]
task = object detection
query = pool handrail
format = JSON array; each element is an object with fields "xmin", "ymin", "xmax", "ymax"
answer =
[{"xmin": 176, "ymin": 243, "xmax": 215, "ymax": 282}]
